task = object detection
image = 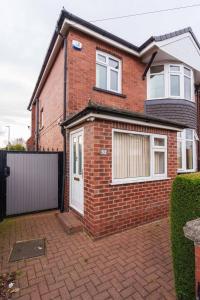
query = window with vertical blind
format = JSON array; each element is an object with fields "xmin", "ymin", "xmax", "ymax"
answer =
[{"xmin": 112, "ymin": 130, "xmax": 167, "ymax": 183}]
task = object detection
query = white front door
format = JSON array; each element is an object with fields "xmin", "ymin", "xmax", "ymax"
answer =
[{"xmin": 70, "ymin": 129, "xmax": 84, "ymax": 214}]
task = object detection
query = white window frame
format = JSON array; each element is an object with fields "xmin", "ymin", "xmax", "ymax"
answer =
[
  {"xmin": 96, "ymin": 50, "xmax": 122, "ymax": 93},
  {"xmin": 148, "ymin": 64, "xmax": 166, "ymax": 99},
  {"xmin": 169, "ymin": 64, "xmax": 181, "ymax": 98},
  {"xmin": 147, "ymin": 63, "xmax": 194, "ymax": 101},
  {"xmin": 177, "ymin": 129, "xmax": 197, "ymax": 173},
  {"xmin": 184, "ymin": 66, "xmax": 193, "ymax": 101},
  {"xmin": 112, "ymin": 129, "xmax": 168, "ymax": 185}
]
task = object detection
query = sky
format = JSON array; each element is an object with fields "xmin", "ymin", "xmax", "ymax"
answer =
[{"xmin": 0, "ymin": 0, "xmax": 200, "ymax": 147}]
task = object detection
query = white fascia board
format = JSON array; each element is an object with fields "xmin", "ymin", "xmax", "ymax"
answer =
[
  {"xmin": 65, "ymin": 112, "xmax": 182, "ymax": 131},
  {"xmin": 140, "ymin": 41, "xmax": 157, "ymax": 56},
  {"xmin": 65, "ymin": 19, "xmax": 139, "ymax": 57}
]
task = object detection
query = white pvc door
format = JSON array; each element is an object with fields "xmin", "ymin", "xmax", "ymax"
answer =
[{"xmin": 70, "ymin": 129, "xmax": 84, "ymax": 214}]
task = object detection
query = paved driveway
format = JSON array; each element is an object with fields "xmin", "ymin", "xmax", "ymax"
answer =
[{"xmin": 0, "ymin": 212, "xmax": 176, "ymax": 300}]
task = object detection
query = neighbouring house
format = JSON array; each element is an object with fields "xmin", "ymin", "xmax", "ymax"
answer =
[{"xmin": 27, "ymin": 9, "xmax": 200, "ymax": 238}]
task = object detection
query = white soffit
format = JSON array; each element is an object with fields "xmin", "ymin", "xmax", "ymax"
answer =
[
  {"xmin": 156, "ymin": 33, "xmax": 200, "ymax": 72},
  {"xmin": 142, "ymin": 48, "xmax": 176, "ymax": 63}
]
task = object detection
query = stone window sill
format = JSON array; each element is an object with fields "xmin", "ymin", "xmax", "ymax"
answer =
[
  {"xmin": 93, "ymin": 86, "xmax": 126, "ymax": 98},
  {"xmin": 110, "ymin": 177, "xmax": 171, "ymax": 185}
]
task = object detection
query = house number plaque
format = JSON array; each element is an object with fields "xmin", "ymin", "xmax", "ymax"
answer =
[{"xmin": 100, "ymin": 149, "xmax": 107, "ymax": 155}]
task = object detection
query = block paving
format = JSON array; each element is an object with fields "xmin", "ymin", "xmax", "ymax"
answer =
[{"xmin": 0, "ymin": 211, "xmax": 176, "ymax": 299}]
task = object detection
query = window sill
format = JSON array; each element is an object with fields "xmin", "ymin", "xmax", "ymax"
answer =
[
  {"xmin": 147, "ymin": 97, "xmax": 195, "ymax": 103},
  {"xmin": 177, "ymin": 169, "xmax": 197, "ymax": 174},
  {"xmin": 93, "ymin": 86, "xmax": 126, "ymax": 98},
  {"xmin": 110, "ymin": 177, "xmax": 171, "ymax": 185}
]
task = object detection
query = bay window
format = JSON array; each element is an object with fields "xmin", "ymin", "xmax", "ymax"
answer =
[
  {"xmin": 148, "ymin": 64, "xmax": 194, "ymax": 101},
  {"xmin": 177, "ymin": 129, "xmax": 197, "ymax": 172},
  {"xmin": 112, "ymin": 130, "xmax": 167, "ymax": 184},
  {"xmin": 96, "ymin": 51, "xmax": 121, "ymax": 93}
]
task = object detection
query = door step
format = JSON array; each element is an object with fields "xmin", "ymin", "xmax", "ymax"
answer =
[{"xmin": 56, "ymin": 211, "xmax": 83, "ymax": 234}]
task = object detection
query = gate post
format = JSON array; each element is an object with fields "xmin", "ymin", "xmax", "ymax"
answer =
[{"xmin": 184, "ymin": 219, "xmax": 200, "ymax": 300}]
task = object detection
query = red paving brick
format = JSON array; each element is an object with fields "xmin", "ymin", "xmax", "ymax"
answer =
[{"xmin": 0, "ymin": 211, "xmax": 176, "ymax": 299}]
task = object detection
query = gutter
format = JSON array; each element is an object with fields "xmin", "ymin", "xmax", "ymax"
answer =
[
  {"xmin": 63, "ymin": 113, "xmax": 184, "ymax": 132},
  {"xmin": 142, "ymin": 51, "xmax": 157, "ymax": 80},
  {"xmin": 61, "ymin": 103, "xmax": 186, "ymax": 131}
]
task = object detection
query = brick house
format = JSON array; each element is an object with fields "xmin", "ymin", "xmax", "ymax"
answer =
[{"xmin": 27, "ymin": 9, "xmax": 200, "ymax": 238}]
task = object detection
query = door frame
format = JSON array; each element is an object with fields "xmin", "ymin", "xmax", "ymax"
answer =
[{"xmin": 69, "ymin": 127, "xmax": 84, "ymax": 215}]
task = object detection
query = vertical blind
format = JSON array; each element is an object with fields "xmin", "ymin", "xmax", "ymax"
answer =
[{"xmin": 113, "ymin": 132, "xmax": 150, "ymax": 179}]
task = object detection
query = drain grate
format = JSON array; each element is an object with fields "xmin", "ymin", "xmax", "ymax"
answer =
[{"xmin": 9, "ymin": 238, "xmax": 46, "ymax": 262}]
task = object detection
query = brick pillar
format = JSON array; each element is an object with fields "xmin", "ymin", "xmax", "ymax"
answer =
[{"xmin": 184, "ymin": 218, "xmax": 200, "ymax": 300}]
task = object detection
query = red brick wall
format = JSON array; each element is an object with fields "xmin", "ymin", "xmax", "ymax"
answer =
[
  {"xmin": 67, "ymin": 29, "xmax": 146, "ymax": 115},
  {"xmin": 69, "ymin": 119, "xmax": 177, "ymax": 238},
  {"xmin": 30, "ymin": 47, "xmax": 65, "ymax": 151}
]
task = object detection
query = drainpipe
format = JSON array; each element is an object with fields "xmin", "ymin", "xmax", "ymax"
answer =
[
  {"xmin": 36, "ymin": 98, "xmax": 39, "ymax": 151},
  {"xmin": 142, "ymin": 51, "xmax": 158, "ymax": 80},
  {"xmin": 57, "ymin": 31, "xmax": 68, "ymax": 213}
]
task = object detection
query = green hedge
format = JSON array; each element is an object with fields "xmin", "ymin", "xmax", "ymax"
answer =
[{"xmin": 171, "ymin": 172, "xmax": 200, "ymax": 300}]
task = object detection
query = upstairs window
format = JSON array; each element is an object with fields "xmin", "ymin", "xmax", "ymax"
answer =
[
  {"xmin": 148, "ymin": 64, "xmax": 194, "ymax": 101},
  {"xmin": 96, "ymin": 51, "xmax": 121, "ymax": 93}
]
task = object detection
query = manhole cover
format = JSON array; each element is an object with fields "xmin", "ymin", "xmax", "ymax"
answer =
[{"xmin": 9, "ymin": 239, "xmax": 46, "ymax": 262}]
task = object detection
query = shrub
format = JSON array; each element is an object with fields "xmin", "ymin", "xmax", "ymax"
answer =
[
  {"xmin": 7, "ymin": 144, "xmax": 25, "ymax": 151},
  {"xmin": 171, "ymin": 172, "xmax": 200, "ymax": 300}
]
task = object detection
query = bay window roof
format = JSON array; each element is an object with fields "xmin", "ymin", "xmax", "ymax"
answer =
[{"xmin": 62, "ymin": 101, "xmax": 186, "ymax": 130}]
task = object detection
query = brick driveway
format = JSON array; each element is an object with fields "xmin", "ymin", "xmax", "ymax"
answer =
[{"xmin": 0, "ymin": 212, "xmax": 176, "ymax": 300}]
